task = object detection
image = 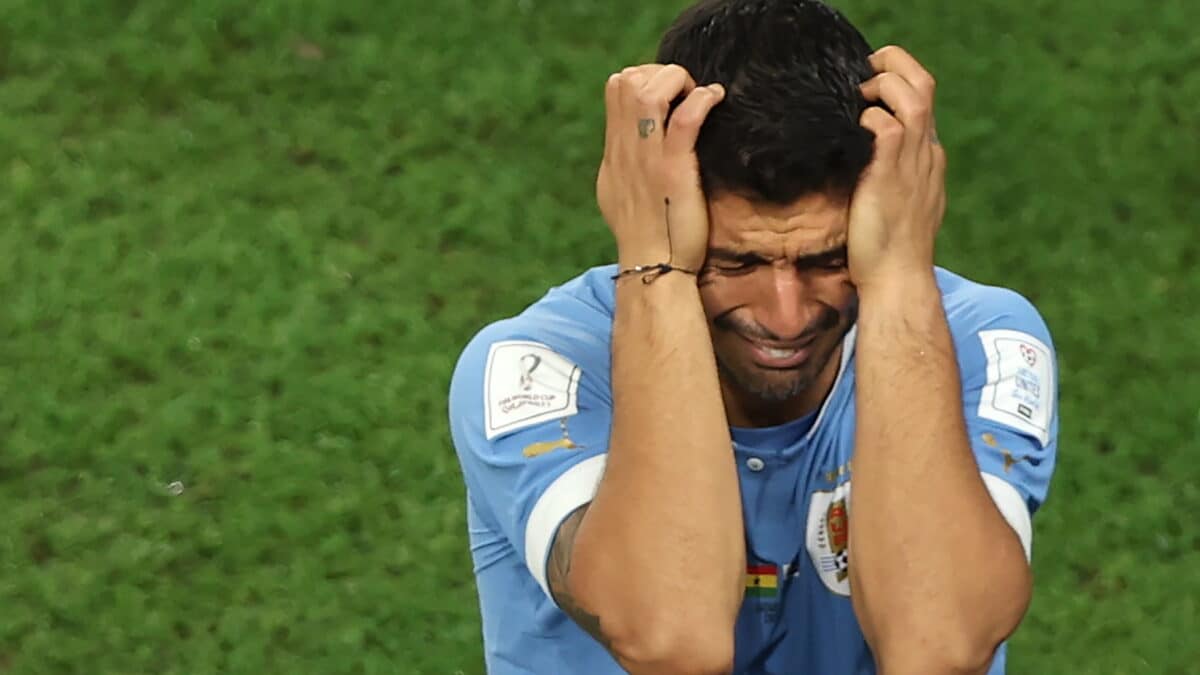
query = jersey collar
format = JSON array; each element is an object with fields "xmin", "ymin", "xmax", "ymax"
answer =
[
  {"xmin": 729, "ymin": 324, "xmax": 858, "ymax": 453},
  {"xmin": 804, "ymin": 323, "xmax": 857, "ymax": 443}
]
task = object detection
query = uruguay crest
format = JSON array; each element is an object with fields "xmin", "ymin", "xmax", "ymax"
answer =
[{"xmin": 806, "ymin": 481, "xmax": 852, "ymax": 596}]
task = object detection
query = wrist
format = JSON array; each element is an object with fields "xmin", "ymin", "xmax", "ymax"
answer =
[
  {"xmin": 617, "ymin": 254, "xmax": 697, "ymax": 272},
  {"xmin": 616, "ymin": 240, "xmax": 705, "ymax": 272},
  {"xmin": 854, "ymin": 265, "xmax": 939, "ymax": 307},
  {"xmin": 614, "ymin": 265, "xmax": 699, "ymax": 291},
  {"xmin": 613, "ymin": 266, "xmax": 701, "ymax": 309}
]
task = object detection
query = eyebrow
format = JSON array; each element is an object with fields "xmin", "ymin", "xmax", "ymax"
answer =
[{"xmin": 706, "ymin": 244, "xmax": 848, "ymax": 266}]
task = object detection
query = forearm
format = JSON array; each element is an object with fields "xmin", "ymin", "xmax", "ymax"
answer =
[
  {"xmin": 573, "ymin": 272, "xmax": 744, "ymax": 668},
  {"xmin": 850, "ymin": 272, "xmax": 1030, "ymax": 673}
]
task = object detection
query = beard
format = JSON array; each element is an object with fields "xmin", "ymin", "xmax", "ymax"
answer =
[{"xmin": 712, "ymin": 301, "xmax": 857, "ymax": 404}]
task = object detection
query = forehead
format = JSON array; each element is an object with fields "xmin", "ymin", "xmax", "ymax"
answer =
[{"xmin": 708, "ymin": 192, "xmax": 849, "ymax": 255}]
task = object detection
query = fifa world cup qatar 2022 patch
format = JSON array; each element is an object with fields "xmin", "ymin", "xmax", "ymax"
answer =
[
  {"xmin": 976, "ymin": 330, "xmax": 1055, "ymax": 447},
  {"xmin": 483, "ymin": 341, "xmax": 582, "ymax": 440}
]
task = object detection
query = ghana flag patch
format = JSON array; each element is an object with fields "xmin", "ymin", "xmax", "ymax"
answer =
[{"xmin": 745, "ymin": 563, "xmax": 779, "ymax": 598}]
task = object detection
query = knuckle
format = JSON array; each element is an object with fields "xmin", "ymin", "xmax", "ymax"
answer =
[
  {"xmin": 668, "ymin": 100, "xmax": 712, "ymax": 130},
  {"xmin": 873, "ymin": 115, "xmax": 903, "ymax": 139},
  {"xmin": 663, "ymin": 63, "xmax": 692, "ymax": 81},
  {"xmin": 862, "ymin": 107, "xmax": 889, "ymax": 125},
  {"xmin": 671, "ymin": 108, "xmax": 703, "ymax": 130},
  {"xmin": 630, "ymin": 64, "xmax": 661, "ymax": 80},
  {"xmin": 636, "ymin": 90, "xmax": 666, "ymax": 113}
]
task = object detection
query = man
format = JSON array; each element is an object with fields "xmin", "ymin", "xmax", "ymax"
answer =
[{"xmin": 448, "ymin": 1, "xmax": 1059, "ymax": 673}]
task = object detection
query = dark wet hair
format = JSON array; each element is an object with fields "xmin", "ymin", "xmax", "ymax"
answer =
[{"xmin": 658, "ymin": 0, "xmax": 878, "ymax": 204}]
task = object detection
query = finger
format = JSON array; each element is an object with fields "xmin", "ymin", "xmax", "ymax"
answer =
[
  {"xmin": 869, "ymin": 46, "xmax": 938, "ymax": 163},
  {"xmin": 625, "ymin": 64, "xmax": 666, "ymax": 77},
  {"xmin": 630, "ymin": 65, "xmax": 693, "ymax": 142},
  {"xmin": 860, "ymin": 72, "xmax": 931, "ymax": 154},
  {"xmin": 619, "ymin": 65, "xmax": 654, "ymax": 94},
  {"xmin": 605, "ymin": 69, "xmax": 646, "ymax": 157},
  {"xmin": 869, "ymin": 45, "xmax": 937, "ymax": 103},
  {"xmin": 929, "ymin": 140, "xmax": 947, "ymax": 231},
  {"xmin": 930, "ymin": 139, "xmax": 946, "ymax": 183},
  {"xmin": 642, "ymin": 64, "xmax": 698, "ymax": 130},
  {"xmin": 644, "ymin": 64, "xmax": 698, "ymax": 102},
  {"xmin": 860, "ymin": 106, "xmax": 903, "ymax": 168},
  {"xmin": 619, "ymin": 65, "xmax": 666, "ymax": 99},
  {"xmin": 618, "ymin": 66, "xmax": 663, "ymax": 139},
  {"xmin": 662, "ymin": 83, "xmax": 725, "ymax": 161},
  {"xmin": 603, "ymin": 71, "xmax": 623, "ymax": 156}
]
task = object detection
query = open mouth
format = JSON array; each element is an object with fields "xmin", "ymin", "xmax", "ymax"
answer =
[{"xmin": 742, "ymin": 335, "xmax": 817, "ymax": 369}]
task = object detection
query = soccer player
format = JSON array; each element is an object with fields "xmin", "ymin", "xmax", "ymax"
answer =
[{"xmin": 448, "ymin": 1, "xmax": 1059, "ymax": 673}]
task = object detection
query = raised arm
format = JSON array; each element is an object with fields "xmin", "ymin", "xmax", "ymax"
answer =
[
  {"xmin": 847, "ymin": 46, "xmax": 1036, "ymax": 674},
  {"xmin": 545, "ymin": 65, "xmax": 745, "ymax": 675}
]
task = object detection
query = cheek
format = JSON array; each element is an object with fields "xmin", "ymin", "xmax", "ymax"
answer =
[
  {"xmin": 819, "ymin": 275, "xmax": 858, "ymax": 313},
  {"xmin": 794, "ymin": 267, "xmax": 849, "ymax": 296},
  {"xmin": 698, "ymin": 278, "xmax": 744, "ymax": 320}
]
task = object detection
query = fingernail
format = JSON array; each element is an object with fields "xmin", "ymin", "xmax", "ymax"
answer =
[{"xmin": 710, "ymin": 83, "xmax": 726, "ymax": 97}]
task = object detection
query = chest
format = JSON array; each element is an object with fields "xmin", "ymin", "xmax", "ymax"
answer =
[
  {"xmin": 734, "ymin": 408, "xmax": 855, "ymax": 564},
  {"xmin": 731, "ymin": 414, "xmax": 871, "ymax": 673}
]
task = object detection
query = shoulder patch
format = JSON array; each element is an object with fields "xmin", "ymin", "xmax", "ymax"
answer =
[
  {"xmin": 976, "ymin": 329, "xmax": 1055, "ymax": 447},
  {"xmin": 483, "ymin": 341, "xmax": 582, "ymax": 441}
]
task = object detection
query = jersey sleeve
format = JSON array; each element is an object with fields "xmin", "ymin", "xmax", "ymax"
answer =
[
  {"xmin": 953, "ymin": 287, "xmax": 1060, "ymax": 561},
  {"xmin": 448, "ymin": 321, "xmax": 613, "ymax": 598}
]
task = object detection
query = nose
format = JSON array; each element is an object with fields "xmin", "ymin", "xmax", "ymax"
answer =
[{"xmin": 754, "ymin": 265, "xmax": 818, "ymax": 342}]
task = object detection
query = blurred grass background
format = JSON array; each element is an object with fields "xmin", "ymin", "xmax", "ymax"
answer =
[{"xmin": 1, "ymin": 0, "xmax": 1198, "ymax": 673}]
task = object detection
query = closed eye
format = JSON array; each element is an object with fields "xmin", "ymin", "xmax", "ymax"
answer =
[
  {"xmin": 705, "ymin": 248, "xmax": 768, "ymax": 274},
  {"xmin": 710, "ymin": 261, "xmax": 758, "ymax": 275},
  {"xmin": 798, "ymin": 246, "xmax": 849, "ymax": 272},
  {"xmin": 704, "ymin": 246, "xmax": 848, "ymax": 274}
]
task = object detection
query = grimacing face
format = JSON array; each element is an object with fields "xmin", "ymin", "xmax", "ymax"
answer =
[{"xmin": 699, "ymin": 192, "xmax": 859, "ymax": 422}]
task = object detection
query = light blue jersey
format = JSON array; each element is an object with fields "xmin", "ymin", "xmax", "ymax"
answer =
[{"xmin": 448, "ymin": 265, "xmax": 1058, "ymax": 674}]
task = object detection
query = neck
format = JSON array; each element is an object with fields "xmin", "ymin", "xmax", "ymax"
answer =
[{"xmin": 721, "ymin": 343, "xmax": 845, "ymax": 428}]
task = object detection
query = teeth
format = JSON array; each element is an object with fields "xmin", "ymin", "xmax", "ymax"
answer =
[{"xmin": 764, "ymin": 347, "xmax": 798, "ymax": 358}]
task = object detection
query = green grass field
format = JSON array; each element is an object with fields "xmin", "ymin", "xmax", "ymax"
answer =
[{"xmin": 1, "ymin": 0, "xmax": 1197, "ymax": 673}]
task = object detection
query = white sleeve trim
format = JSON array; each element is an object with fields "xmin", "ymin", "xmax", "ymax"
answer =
[
  {"xmin": 980, "ymin": 472, "xmax": 1034, "ymax": 562},
  {"xmin": 524, "ymin": 454, "xmax": 608, "ymax": 598}
]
